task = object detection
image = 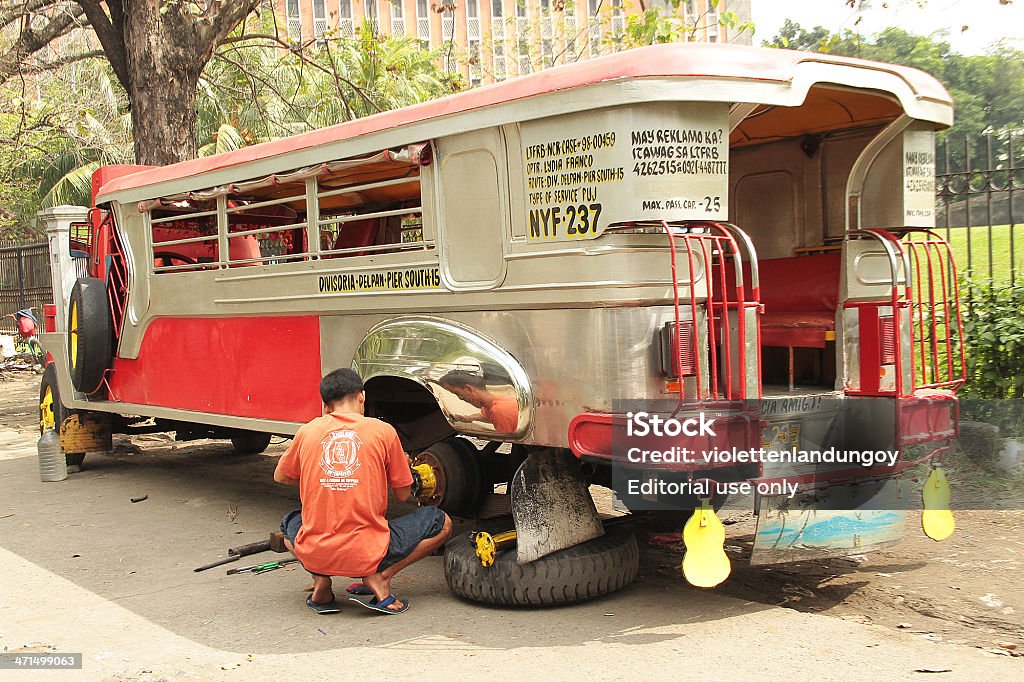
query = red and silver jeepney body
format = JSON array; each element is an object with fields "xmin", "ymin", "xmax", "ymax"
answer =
[{"xmin": 40, "ymin": 43, "xmax": 963, "ymax": 572}]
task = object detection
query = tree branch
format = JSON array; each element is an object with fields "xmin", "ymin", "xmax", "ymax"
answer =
[
  {"xmin": 74, "ymin": 0, "xmax": 129, "ymax": 92},
  {"xmin": 0, "ymin": 1, "xmax": 88, "ymax": 84},
  {"xmin": 194, "ymin": 0, "xmax": 262, "ymax": 58},
  {"xmin": 21, "ymin": 48, "xmax": 106, "ymax": 75},
  {"xmin": 0, "ymin": 0, "xmax": 55, "ymax": 29}
]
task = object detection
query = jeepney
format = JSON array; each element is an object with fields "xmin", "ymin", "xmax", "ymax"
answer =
[{"xmin": 39, "ymin": 42, "xmax": 963, "ymax": 604}]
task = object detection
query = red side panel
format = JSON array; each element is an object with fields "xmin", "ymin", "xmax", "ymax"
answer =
[
  {"xmin": 107, "ymin": 316, "xmax": 322, "ymax": 423},
  {"xmin": 91, "ymin": 165, "xmax": 155, "ymax": 207}
]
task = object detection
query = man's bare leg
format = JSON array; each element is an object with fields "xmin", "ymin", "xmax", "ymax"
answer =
[
  {"xmin": 362, "ymin": 515, "xmax": 452, "ymax": 611},
  {"xmin": 310, "ymin": 574, "xmax": 335, "ymax": 605},
  {"xmin": 284, "ymin": 536, "xmax": 335, "ymax": 603}
]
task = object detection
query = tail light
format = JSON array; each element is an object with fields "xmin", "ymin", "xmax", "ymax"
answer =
[
  {"xmin": 879, "ymin": 316, "xmax": 897, "ymax": 365},
  {"xmin": 660, "ymin": 321, "xmax": 697, "ymax": 377}
]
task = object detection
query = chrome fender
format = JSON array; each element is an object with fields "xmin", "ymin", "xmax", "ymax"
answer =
[{"xmin": 353, "ymin": 317, "xmax": 533, "ymax": 440}]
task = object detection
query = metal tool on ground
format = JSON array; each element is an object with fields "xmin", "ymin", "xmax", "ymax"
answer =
[
  {"xmin": 470, "ymin": 513, "xmax": 646, "ymax": 567},
  {"xmin": 226, "ymin": 558, "xmax": 299, "ymax": 575},
  {"xmin": 193, "ymin": 531, "xmax": 288, "ymax": 572}
]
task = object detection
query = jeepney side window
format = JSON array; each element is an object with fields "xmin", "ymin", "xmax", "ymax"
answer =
[
  {"xmin": 316, "ymin": 161, "xmax": 429, "ymax": 259},
  {"xmin": 225, "ymin": 180, "xmax": 308, "ymax": 267},
  {"xmin": 149, "ymin": 200, "xmax": 220, "ymax": 273}
]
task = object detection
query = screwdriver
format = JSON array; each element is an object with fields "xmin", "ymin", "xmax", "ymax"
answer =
[{"xmin": 226, "ymin": 558, "xmax": 299, "ymax": 575}]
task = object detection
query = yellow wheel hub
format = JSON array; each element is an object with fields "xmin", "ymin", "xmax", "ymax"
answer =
[
  {"xmin": 412, "ymin": 462, "xmax": 438, "ymax": 498},
  {"xmin": 69, "ymin": 300, "xmax": 79, "ymax": 369},
  {"xmin": 40, "ymin": 386, "xmax": 55, "ymax": 431}
]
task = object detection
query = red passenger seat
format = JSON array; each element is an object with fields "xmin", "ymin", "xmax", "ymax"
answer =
[
  {"xmin": 757, "ymin": 253, "xmax": 840, "ymax": 349},
  {"xmin": 333, "ymin": 218, "xmax": 380, "ymax": 252}
]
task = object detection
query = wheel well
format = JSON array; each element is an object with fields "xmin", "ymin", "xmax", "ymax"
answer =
[{"xmin": 364, "ymin": 375, "xmax": 454, "ymax": 453}]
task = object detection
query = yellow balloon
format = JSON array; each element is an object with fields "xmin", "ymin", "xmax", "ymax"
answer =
[
  {"xmin": 921, "ymin": 467, "xmax": 955, "ymax": 542},
  {"xmin": 681, "ymin": 502, "xmax": 731, "ymax": 588}
]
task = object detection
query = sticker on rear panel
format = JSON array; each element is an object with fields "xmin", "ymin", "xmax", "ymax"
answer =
[{"xmin": 521, "ymin": 102, "xmax": 730, "ymax": 241}]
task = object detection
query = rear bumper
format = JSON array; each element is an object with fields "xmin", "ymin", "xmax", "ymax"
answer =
[
  {"xmin": 897, "ymin": 389, "xmax": 957, "ymax": 447},
  {"xmin": 568, "ymin": 405, "xmax": 762, "ymax": 473},
  {"xmin": 567, "ymin": 390, "xmax": 957, "ymax": 475}
]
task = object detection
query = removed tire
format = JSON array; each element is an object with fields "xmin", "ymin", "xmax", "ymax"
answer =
[
  {"xmin": 414, "ymin": 438, "xmax": 487, "ymax": 517},
  {"xmin": 444, "ymin": 526, "xmax": 639, "ymax": 606},
  {"xmin": 68, "ymin": 277, "xmax": 112, "ymax": 394},
  {"xmin": 231, "ymin": 431, "xmax": 273, "ymax": 454},
  {"xmin": 39, "ymin": 364, "xmax": 84, "ymax": 467}
]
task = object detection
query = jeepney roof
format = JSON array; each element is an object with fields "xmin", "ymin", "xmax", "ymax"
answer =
[{"xmin": 96, "ymin": 42, "xmax": 953, "ymax": 204}]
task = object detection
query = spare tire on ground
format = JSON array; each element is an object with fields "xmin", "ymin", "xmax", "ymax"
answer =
[{"xmin": 444, "ymin": 526, "xmax": 639, "ymax": 606}]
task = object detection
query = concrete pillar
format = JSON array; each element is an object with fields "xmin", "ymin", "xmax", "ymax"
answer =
[{"xmin": 37, "ymin": 205, "xmax": 89, "ymax": 333}]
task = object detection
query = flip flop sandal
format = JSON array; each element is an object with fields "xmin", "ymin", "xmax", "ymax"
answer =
[
  {"xmin": 306, "ymin": 595, "xmax": 342, "ymax": 615},
  {"xmin": 346, "ymin": 583, "xmax": 374, "ymax": 596},
  {"xmin": 348, "ymin": 594, "xmax": 410, "ymax": 615}
]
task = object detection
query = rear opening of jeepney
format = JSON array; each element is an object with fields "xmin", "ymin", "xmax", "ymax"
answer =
[{"xmin": 37, "ymin": 43, "xmax": 963, "ymax": 606}]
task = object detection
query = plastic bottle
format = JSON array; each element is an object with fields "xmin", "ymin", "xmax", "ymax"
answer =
[{"xmin": 38, "ymin": 429, "xmax": 67, "ymax": 482}]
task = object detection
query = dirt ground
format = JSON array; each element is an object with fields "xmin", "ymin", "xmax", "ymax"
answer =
[{"xmin": 1, "ymin": 371, "xmax": 1022, "ymax": 679}]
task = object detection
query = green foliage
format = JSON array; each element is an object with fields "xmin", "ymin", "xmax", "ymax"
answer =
[
  {"xmin": 0, "ymin": 11, "xmax": 457, "ymax": 237},
  {"xmin": 197, "ymin": 16, "xmax": 458, "ymax": 144},
  {"xmin": 617, "ymin": 0, "xmax": 753, "ymax": 50},
  {"xmin": 0, "ymin": 53, "xmax": 132, "ymax": 238},
  {"xmin": 960, "ymin": 280, "xmax": 1024, "ymax": 399}
]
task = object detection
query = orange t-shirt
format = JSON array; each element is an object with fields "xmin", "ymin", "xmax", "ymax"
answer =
[
  {"xmin": 276, "ymin": 412, "xmax": 413, "ymax": 577},
  {"xmin": 482, "ymin": 394, "xmax": 519, "ymax": 433}
]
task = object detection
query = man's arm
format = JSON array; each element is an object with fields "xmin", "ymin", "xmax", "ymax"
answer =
[
  {"xmin": 392, "ymin": 485, "xmax": 412, "ymax": 502},
  {"xmin": 274, "ymin": 462, "xmax": 299, "ymax": 486},
  {"xmin": 274, "ymin": 430, "xmax": 303, "ymax": 486},
  {"xmin": 384, "ymin": 428, "xmax": 415, "ymax": 501}
]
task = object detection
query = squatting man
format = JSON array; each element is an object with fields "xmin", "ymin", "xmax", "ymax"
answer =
[{"xmin": 273, "ymin": 368, "xmax": 452, "ymax": 615}]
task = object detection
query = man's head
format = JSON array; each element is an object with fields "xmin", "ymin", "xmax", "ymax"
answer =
[
  {"xmin": 320, "ymin": 368, "xmax": 365, "ymax": 413},
  {"xmin": 439, "ymin": 370, "xmax": 490, "ymax": 408}
]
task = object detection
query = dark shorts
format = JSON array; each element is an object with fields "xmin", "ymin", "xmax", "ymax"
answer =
[{"xmin": 279, "ymin": 506, "xmax": 447, "ymax": 574}]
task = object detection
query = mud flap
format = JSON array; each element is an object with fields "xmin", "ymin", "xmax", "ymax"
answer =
[
  {"xmin": 510, "ymin": 449, "xmax": 604, "ymax": 564},
  {"xmin": 750, "ymin": 478, "xmax": 907, "ymax": 565}
]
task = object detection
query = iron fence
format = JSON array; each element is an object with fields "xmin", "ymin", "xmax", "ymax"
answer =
[
  {"xmin": 0, "ymin": 241, "xmax": 51, "ymax": 333},
  {"xmin": 937, "ymin": 132, "xmax": 1023, "ymax": 287}
]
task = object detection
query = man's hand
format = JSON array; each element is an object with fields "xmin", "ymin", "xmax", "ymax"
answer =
[{"xmin": 410, "ymin": 467, "xmax": 423, "ymax": 498}]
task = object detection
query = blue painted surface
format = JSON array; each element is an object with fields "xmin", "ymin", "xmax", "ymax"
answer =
[{"xmin": 755, "ymin": 511, "xmax": 905, "ymax": 548}]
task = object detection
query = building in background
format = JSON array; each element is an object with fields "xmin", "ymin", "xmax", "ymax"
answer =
[{"xmin": 274, "ymin": 0, "xmax": 752, "ymax": 86}]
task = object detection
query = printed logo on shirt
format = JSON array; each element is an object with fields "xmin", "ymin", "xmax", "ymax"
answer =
[{"xmin": 318, "ymin": 429, "xmax": 363, "ymax": 491}]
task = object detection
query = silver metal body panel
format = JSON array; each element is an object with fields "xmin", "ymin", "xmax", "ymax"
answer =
[{"xmin": 43, "ymin": 51, "xmax": 954, "ymax": 450}]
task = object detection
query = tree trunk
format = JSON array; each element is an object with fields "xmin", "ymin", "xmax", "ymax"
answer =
[
  {"xmin": 77, "ymin": 0, "xmax": 260, "ymax": 167},
  {"xmin": 124, "ymin": 6, "xmax": 203, "ymax": 165}
]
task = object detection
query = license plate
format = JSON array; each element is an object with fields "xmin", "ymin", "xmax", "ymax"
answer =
[{"xmin": 762, "ymin": 421, "xmax": 800, "ymax": 450}]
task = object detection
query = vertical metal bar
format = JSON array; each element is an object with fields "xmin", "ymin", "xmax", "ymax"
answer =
[
  {"xmin": 925, "ymin": 241, "xmax": 937, "ymax": 385},
  {"xmin": 662, "ymin": 222, "xmax": 688, "ymax": 403},
  {"xmin": 1009, "ymin": 132, "xmax": 1017, "ymax": 286},
  {"xmin": 788, "ymin": 346, "xmax": 794, "ymax": 392},
  {"xmin": 685, "ymin": 240, "xmax": 703, "ymax": 401},
  {"xmin": 986, "ymin": 134, "xmax": 994, "ymax": 283},
  {"xmin": 15, "ymin": 246, "xmax": 26, "ymax": 311},
  {"xmin": 941, "ymin": 139, "xmax": 950, "ymax": 241},
  {"xmin": 216, "ymin": 195, "xmax": 228, "ymax": 267},
  {"xmin": 935, "ymin": 240, "xmax": 955, "ymax": 384},
  {"xmin": 965, "ymin": 137, "xmax": 973, "ymax": 273},
  {"xmin": 702, "ymin": 237, "xmax": 720, "ymax": 400},
  {"xmin": 306, "ymin": 177, "xmax": 320, "ymax": 258},
  {"xmin": 714, "ymin": 235, "xmax": 733, "ymax": 399},
  {"xmin": 909, "ymin": 242, "xmax": 927, "ymax": 386}
]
